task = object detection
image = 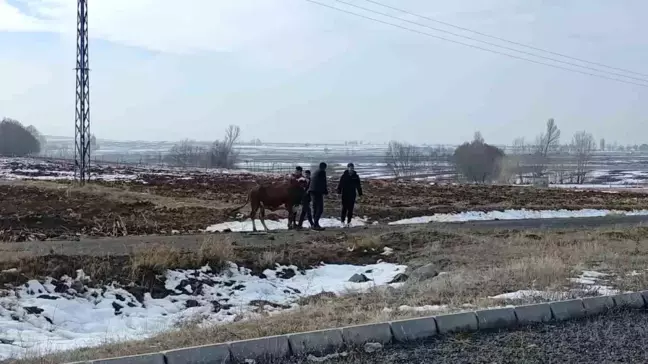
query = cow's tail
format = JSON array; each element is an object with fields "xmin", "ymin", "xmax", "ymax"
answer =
[{"xmin": 226, "ymin": 193, "xmax": 250, "ymax": 217}]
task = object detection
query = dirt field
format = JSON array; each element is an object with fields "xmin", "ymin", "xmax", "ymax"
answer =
[
  {"xmin": 9, "ymin": 224, "xmax": 648, "ymax": 364},
  {"xmin": 3, "ymin": 164, "xmax": 648, "ymax": 363},
  {"xmin": 2, "ymin": 172, "xmax": 648, "ymax": 242}
]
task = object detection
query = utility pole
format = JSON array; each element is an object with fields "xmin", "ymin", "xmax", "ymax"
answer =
[{"xmin": 74, "ymin": 0, "xmax": 91, "ymax": 183}]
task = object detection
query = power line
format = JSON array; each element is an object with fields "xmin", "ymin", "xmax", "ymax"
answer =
[
  {"xmin": 361, "ymin": 0, "xmax": 648, "ymax": 78},
  {"xmin": 333, "ymin": 0, "xmax": 648, "ymax": 83},
  {"xmin": 304, "ymin": 0, "xmax": 648, "ymax": 88}
]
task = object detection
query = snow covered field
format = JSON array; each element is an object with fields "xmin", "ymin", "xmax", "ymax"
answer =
[
  {"xmin": 3, "ymin": 154, "xmax": 648, "ymax": 189},
  {"xmin": 0, "ymin": 262, "xmax": 406, "ymax": 360}
]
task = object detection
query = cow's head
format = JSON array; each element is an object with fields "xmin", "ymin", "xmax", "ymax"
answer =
[{"xmin": 291, "ymin": 176, "xmax": 308, "ymax": 190}]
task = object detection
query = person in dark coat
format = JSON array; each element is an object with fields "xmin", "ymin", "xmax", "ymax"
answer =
[
  {"xmin": 308, "ymin": 162, "xmax": 328, "ymax": 230},
  {"xmin": 297, "ymin": 170, "xmax": 314, "ymax": 228},
  {"xmin": 337, "ymin": 163, "xmax": 362, "ymax": 227},
  {"xmin": 291, "ymin": 166, "xmax": 303, "ymax": 181}
]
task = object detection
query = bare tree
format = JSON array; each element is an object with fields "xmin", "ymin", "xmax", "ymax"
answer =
[
  {"xmin": 166, "ymin": 125, "xmax": 241, "ymax": 169},
  {"xmin": 512, "ymin": 137, "xmax": 526, "ymax": 154},
  {"xmin": 473, "ymin": 131, "xmax": 485, "ymax": 143},
  {"xmin": 166, "ymin": 139, "xmax": 204, "ymax": 167},
  {"xmin": 385, "ymin": 141, "xmax": 422, "ymax": 178},
  {"xmin": 573, "ymin": 131, "xmax": 595, "ymax": 184},
  {"xmin": 208, "ymin": 125, "xmax": 241, "ymax": 168},
  {"xmin": 531, "ymin": 118, "xmax": 561, "ymax": 179},
  {"xmin": 454, "ymin": 133, "xmax": 505, "ymax": 183},
  {"xmin": 599, "ymin": 138, "xmax": 606, "ymax": 151},
  {"xmin": 538, "ymin": 118, "xmax": 561, "ymax": 156}
]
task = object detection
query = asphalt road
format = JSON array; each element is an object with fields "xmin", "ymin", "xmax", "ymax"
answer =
[
  {"xmin": 285, "ymin": 309, "xmax": 648, "ymax": 364},
  {"xmin": 1, "ymin": 215, "xmax": 648, "ymax": 259}
]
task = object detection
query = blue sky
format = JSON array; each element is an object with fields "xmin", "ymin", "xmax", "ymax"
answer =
[{"xmin": 1, "ymin": 0, "xmax": 647, "ymax": 144}]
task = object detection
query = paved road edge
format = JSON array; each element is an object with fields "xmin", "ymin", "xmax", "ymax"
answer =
[{"xmin": 65, "ymin": 291, "xmax": 648, "ymax": 364}]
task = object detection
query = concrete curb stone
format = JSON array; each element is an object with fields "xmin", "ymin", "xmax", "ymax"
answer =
[
  {"xmin": 476, "ymin": 307, "xmax": 517, "ymax": 330},
  {"xmin": 435, "ymin": 311, "xmax": 479, "ymax": 334},
  {"xmin": 550, "ymin": 299, "xmax": 586, "ymax": 321},
  {"xmin": 342, "ymin": 322, "xmax": 392, "ymax": 346},
  {"xmin": 390, "ymin": 316, "xmax": 438, "ymax": 342},
  {"xmin": 164, "ymin": 343, "xmax": 231, "ymax": 364},
  {"xmin": 612, "ymin": 292, "xmax": 646, "ymax": 309},
  {"xmin": 67, "ymin": 291, "xmax": 648, "ymax": 364},
  {"xmin": 582, "ymin": 295, "xmax": 615, "ymax": 316},
  {"xmin": 514, "ymin": 303, "xmax": 553, "ymax": 325},
  {"xmin": 229, "ymin": 335, "xmax": 290, "ymax": 362},
  {"xmin": 288, "ymin": 328, "xmax": 345, "ymax": 356}
]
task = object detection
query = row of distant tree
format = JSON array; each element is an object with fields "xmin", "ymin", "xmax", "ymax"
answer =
[
  {"xmin": 385, "ymin": 118, "xmax": 610, "ymax": 185},
  {"xmin": 0, "ymin": 118, "xmax": 45, "ymax": 157},
  {"xmin": 165, "ymin": 125, "xmax": 241, "ymax": 169},
  {"xmin": 0, "ymin": 115, "xmax": 640, "ymax": 186},
  {"xmin": 0, "ymin": 117, "xmax": 100, "ymax": 157}
]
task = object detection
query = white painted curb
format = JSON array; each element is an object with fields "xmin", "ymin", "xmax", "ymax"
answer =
[{"xmin": 67, "ymin": 291, "xmax": 648, "ymax": 364}]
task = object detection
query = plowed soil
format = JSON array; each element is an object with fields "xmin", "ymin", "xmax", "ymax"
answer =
[{"xmin": 1, "ymin": 171, "xmax": 648, "ymax": 241}]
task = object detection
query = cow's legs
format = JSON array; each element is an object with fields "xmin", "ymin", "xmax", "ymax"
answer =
[
  {"xmin": 287, "ymin": 205, "xmax": 294, "ymax": 230},
  {"xmin": 250, "ymin": 206, "xmax": 258, "ymax": 232},
  {"xmin": 259, "ymin": 205, "xmax": 270, "ymax": 232}
]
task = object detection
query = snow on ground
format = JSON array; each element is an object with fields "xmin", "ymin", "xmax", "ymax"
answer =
[
  {"xmin": 205, "ymin": 208, "xmax": 648, "ymax": 232},
  {"xmin": 0, "ymin": 262, "xmax": 405, "ymax": 360},
  {"xmin": 388, "ymin": 208, "xmax": 648, "ymax": 225},
  {"xmin": 490, "ymin": 290, "xmax": 570, "ymax": 301},
  {"xmin": 205, "ymin": 217, "xmax": 368, "ymax": 232},
  {"xmin": 491, "ymin": 270, "xmax": 621, "ymax": 302}
]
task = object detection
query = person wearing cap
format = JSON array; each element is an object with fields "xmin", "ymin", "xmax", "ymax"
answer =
[
  {"xmin": 296, "ymin": 170, "xmax": 314, "ymax": 229},
  {"xmin": 337, "ymin": 163, "xmax": 363, "ymax": 228},
  {"xmin": 291, "ymin": 166, "xmax": 303, "ymax": 180},
  {"xmin": 308, "ymin": 162, "xmax": 328, "ymax": 230}
]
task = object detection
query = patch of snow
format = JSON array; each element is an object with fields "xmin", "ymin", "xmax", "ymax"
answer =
[
  {"xmin": 570, "ymin": 270, "xmax": 619, "ymax": 296},
  {"xmin": 582, "ymin": 270, "xmax": 608, "ymax": 278},
  {"xmin": 0, "ymin": 262, "xmax": 406, "ymax": 360},
  {"xmin": 397, "ymin": 304, "xmax": 447, "ymax": 312},
  {"xmin": 495, "ymin": 270, "xmax": 622, "ymax": 302},
  {"xmin": 364, "ymin": 342, "xmax": 383, "ymax": 353},
  {"xmin": 308, "ymin": 352, "xmax": 348, "ymax": 362},
  {"xmin": 205, "ymin": 217, "xmax": 367, "ymax": 233},
  {"xmin": 381, "ymin": 247, "xmax": 394, "ymax": 256},
  {"xmin": 490, "ymin": 290, "xmax": 568, "ymax": 301},
  {"xmin": 569, "ymin": 277, "xmax": 597, "ymax": 285},
  {"xmin": 389, "ymin": 208, "xmax": 648, "ymax": 225}
]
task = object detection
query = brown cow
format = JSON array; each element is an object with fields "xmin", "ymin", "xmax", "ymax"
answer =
[{"xmin": 229, "ymin": 177, "xmax": 307, "ymax": 232}]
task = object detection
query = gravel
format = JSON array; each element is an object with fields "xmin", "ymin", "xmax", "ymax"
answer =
[{"xmin": 280, "ymin": 309, "xmax": 648, "ymax": 364}]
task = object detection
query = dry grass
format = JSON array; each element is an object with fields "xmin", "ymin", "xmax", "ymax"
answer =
[
  {"xmin": 348, "ymin": 235, "xmax": 383, "ymax": 250},
  {"xmin": 0, "ymin": 237, "xmax": 237, "ymax": 289},
  {"xmin": 9, "ymin": 226, "xmax": 648, "ymax": 363},
  {"xmin": 129, "ymin": 237, "xmax": 235, "ymax": 275},
  {"xmin": 257, "ymin": 251, "xmax": 285, "ymax": 269}
]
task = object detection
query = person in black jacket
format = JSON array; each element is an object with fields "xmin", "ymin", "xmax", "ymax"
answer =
[
  {"xmin": 308, "ymin": 162, "xmax": 328, "ymax": 230},
  {"xmin": 337, "ymin": 163, "xmax": 362, "ymax": 227},
  {"xmin": 297, "ymin": 170, "xmax": 314, "ymax": 229}
]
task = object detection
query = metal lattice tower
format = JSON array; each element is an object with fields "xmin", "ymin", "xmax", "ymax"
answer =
[{"xmin": 74, "ymin": 0, "xmax": 91, "ymax": 183}]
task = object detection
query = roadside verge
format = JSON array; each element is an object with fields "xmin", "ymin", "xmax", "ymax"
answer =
[{"xmin": 65, "ymin": 291, "xmax": 648, "ymax": 364}]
